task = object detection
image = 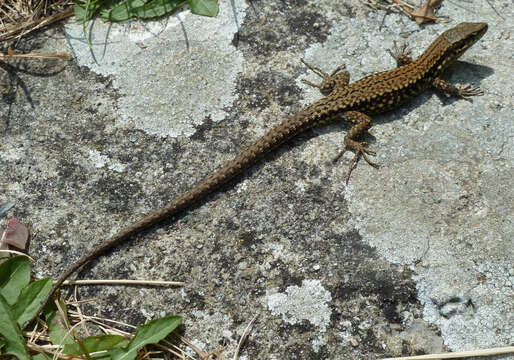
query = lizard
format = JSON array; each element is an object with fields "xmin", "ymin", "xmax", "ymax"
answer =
[{"xmin": 30, "ymin": 22, "xmax": 488, "ymax": 324}]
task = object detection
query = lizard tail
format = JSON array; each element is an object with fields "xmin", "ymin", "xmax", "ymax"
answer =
[{"xmin": 30, "ymin": 109, "xmax": 313, "ymax": 326}]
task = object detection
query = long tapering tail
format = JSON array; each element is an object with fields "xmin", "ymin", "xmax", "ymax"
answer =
[{"xmin": 29, "ymin": 109, "xmax": 314, "ymax": 326}]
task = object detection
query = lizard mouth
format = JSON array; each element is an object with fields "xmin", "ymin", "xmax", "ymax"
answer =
[{"xmin": 449, "ymin": 23, "xmax": 488, "ymax": 61}]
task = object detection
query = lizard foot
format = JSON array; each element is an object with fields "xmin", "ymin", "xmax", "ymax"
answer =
[
  {"xmin": 333, "ymin": 140, "xmax": 378, "ymax": 183},
  {"xmin": 455, "ymin": 84, "xmax": 484, "ymax": 102},
  {"xmin": 433, "ymin": 78, "xmax": 484, "ymax": 103},
  {"xmin": 300, "ymin": 58, "xmax": 348, "ymax": 95}
]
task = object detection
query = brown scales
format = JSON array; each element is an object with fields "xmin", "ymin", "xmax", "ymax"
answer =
[{"xmin": 30, "ymin": 22, "xmax": 488, "ymax": 324}]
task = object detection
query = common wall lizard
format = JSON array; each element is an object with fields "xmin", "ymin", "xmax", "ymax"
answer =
[{"xmin": 32, "ymin": 22, "xmax": 488, "ymax": 322}]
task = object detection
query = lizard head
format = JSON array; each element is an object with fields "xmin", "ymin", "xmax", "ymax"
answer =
[{"xmin": 439, "ymin": 22, "xmax": 488, "ymax": 64}]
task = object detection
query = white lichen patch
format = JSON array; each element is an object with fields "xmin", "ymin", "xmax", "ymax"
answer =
[
  {"xmin": 64, "ymin": 1, "xmax": 247, "ymax": 138},
  {"xmin": 266, "ymin": 279, "xmax": 332, "ymax": 332},
  {"xmin": 88, "ymin": 149, "xmax": 126, "ymax": 172}
]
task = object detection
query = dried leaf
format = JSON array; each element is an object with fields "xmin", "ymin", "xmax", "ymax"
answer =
[
  {"xmin": 390, "ymin": 0, "xmax": 444, "ymax": 24},
  {"xmin": 1, "ymin": 219, "xmax": 29, "ymax": 250},
  {"xmin": 411, "ymin": 0, "xmax": 443, "ymax": 24}
]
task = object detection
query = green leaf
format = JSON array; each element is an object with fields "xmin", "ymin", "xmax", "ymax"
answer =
[
  {"xmin": 108, "ymin": 315, "xmax": 181, "ymax": 360},
  {"xmin": 101, "ymin": 0, "xmax": 146, "ymax": 21},
  {"xmin": 46, "ymin": 299, "xmax": 75, "ymax": 347},
  {"xmin": 63, "ymin": 335, "xmax": 128, "ymax": 356},
  {"xmin": 13, "ymin": 278, "xmax": 53, "ymax": 328},
  {"xmin": 74, "ymin": 1, "xmax": 100, "ymax": 23},
  {"xmin": 0, "ymin": 335, "xmax": 6, "ymax": 349},
  {"xmin": 0, "ymin": 295, "xmax": 31, "ymax": 360},
  {"xmin": 102, "ymin": 0, "xmax": 185, "ymax": 21},
  {"xmin": 129, "ymin": 0, "xmax": 185, "ymax": 19},
  {"xmin": 188, "ymin": 0, "xmax": 218, "ymax": 17},
  {"xmin": 0, "ymin": 256, "xmax": 30, "ymax": 305},
  {"xmin": 75, "ymin": 0, "xmax": 120, "ymax": 23},
  {"xmin": 32, "ymin": 353, "xmax": 51, "ymax": 360}
]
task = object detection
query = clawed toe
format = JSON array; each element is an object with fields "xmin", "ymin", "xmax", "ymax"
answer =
[
  {"xmin": 458, "ymin": 84, "xmax": 484, "ymax": 102},
  {"xmin": 360, "ymin": 150, "xmax": 379, "ymax": 168},
  {"xmin": 333, "ymin": 140, "xmax": 379, "ymax": 183},
  {"xmin": 332, "ymin": 146, "xmax": 348, "ymax": 163},
  {"xmin": 361, "ymin": 145, "xmax": 376, "ymax": 156},
  {"xmin": 301, "ymin": 58, "xmax": 349, "ymax": 95},
  {"xmin": 387, "ymin": 41, "xmax": 412, "ymax": 66}
]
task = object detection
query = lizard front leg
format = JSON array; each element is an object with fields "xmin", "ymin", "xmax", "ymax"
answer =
[
  {"xmin": 433, "ymin": 78, "xmax": 484, "ymax": 102},
  {"xmin": 333, "ymin": 111, "xmax": 379, "ymax": 183},
  {"xmin": 300, "ymin": 58, "xmax": 350, "ymax": 95}
]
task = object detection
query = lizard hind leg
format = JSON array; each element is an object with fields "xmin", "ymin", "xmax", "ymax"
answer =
[
  {"xmin": 300, "ymin": 58, "xmax": 350, "ymax": 95},
  {"xmin": 333, "ymin": 111, "xmax": 379, "ymax": 183}
]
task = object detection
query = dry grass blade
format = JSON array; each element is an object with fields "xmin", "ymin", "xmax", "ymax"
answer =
[
  {"xmin": 67, "ymin": 309, "xmax": 137, "ymax": 333},
  {"xmin": 154, "ymin": 341, "xmax": 191, "ymax": 359},
  {"xmin": 382, "ymin": 345, "xmax": 514, "ymax": 359},
  {"xmin": 71, "ymin": 286, "xmax": 90, "ymax": 338},
  {"xmin": 0, "ymin": 51, "xmax": 69, "ymax": 59},
  {"xmin": 0, "ymin": 0, "xmax": 74, "ymax": 42},
  {"xmin": 26, "ymin": 343, "xmax": 83, "ymax": 360},
  {"xmin": 0, "ymin": 249, "xmax": 34, "ymax": 259},
  {"xmin": 233, "ymin": 314, "xmax": 257, "ymax": 360},
  {"xmin": 176, "ymin": 334, "xmax": 210, "ymax": 358},
  {"xmin": 60, "ymin": 279, "xmax": 185, "ymax": 286}
]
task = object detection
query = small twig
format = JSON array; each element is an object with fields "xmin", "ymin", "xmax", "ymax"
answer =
[
  {"xmin": 0, "ymin": 249, "xmax": 34, "ymax": 259},
  {"xmin": 66, "ymin": 297, "xmax": 100, "ymax": 305},
  {"xmin": 0, "ymin": 52, "xmax": 69, "ymax": 60},
  {"xmin": 28, "ymin": 321, "xmax": 39, "ymax": 344},
  {"xmin": 26, "ymin": 343, "xmax": 83, "ymax": 360},
  {"xmin": 233, "ymin": 314, "xmax": 258, "ymax": 360},
  {"xmin": 67, "ymin": 310, "xmax": 137, "ymax": 330},
  {"xmin": 72, "ymin": 286, "xmax": 90, "ymax": 337},
  {"xmin": 60, "ymin": 279, "xmax": 184, "ymax": 286},
  {"xmin": 23, "ymin": 330, "xmax": 50, "ymax": 343},
  {"xmin": 382, "ymin": 345, "xmax": 514, "ymax": 360},
  {"xmin": 362, "ymin": 0, "xmax": 413, "ymax": 13},
  {"xmin": 53, "ymin": 300, "xmax": 82, "ymax": 360},
  {"xmin": 51, "ymin": 315, "xmax": 86, "ymax": 360},
  {"xmin": 153, "ymin": 342, "xmax": 188, "ymax": 359},
  {"xmin": 65, "ymin": 312, "xmax": 142, "ymax": 344},
  {"xmin": 391, "ymin": 0, "xmax": 415, "ymax": 13},
  {"xmin": 162, "ymin": 338, "xmax": 197, "ymax": 360},
  {"xmin": 177, "ymin": 334, "xmax": 209, "ymax": 358}
]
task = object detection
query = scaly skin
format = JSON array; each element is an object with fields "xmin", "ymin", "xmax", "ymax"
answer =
[{"xmin": 30, "ymin": 22, "xmax": 488, "ymax": 325}]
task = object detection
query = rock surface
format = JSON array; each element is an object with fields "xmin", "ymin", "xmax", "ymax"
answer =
[{"xmin": 1, "ymin": 0, "xmax": 512, "ymax": 358}]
